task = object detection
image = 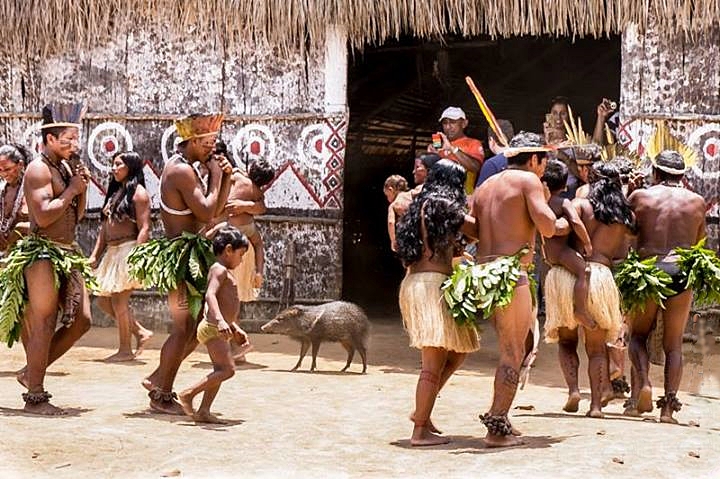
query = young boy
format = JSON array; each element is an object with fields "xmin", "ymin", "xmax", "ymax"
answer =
[
  {"xmin": 541, "ymin": 159, "xmax": 597, "ymax": 330},
  {"xmin": 178, "ymin": 226, "xmax": 250, "ymax": 423}
]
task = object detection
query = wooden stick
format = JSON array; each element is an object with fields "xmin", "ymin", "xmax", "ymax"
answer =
[{"xmin": 465, "ymin": 76, "xmax": 508, "ymax": 147}]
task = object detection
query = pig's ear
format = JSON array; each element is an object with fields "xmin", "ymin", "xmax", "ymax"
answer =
[{"xmin": 284, "ymin": 307, "xmax": 302, "ymax": 317}]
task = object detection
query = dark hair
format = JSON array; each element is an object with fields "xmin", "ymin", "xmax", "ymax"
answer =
[
  {"xmin": 609, "ymin": 157, "xmax": 635, "ymax": 185},
  {"xmin": 549, "ymin": 96, "xmax": 570, "ymax": 110},
  {"xmin": 212, "ymin": 226, "xmax": 249, "ymax": 255},
  {"xmin": 102, "ymin": 151, "xmax": 146, "ymax": 221},
  {"xmin": 487, "ymin": 119, "xmax": 515, "ymax": 145},
  {"xmin": 41, "ymin": 105, "xmax": 73, "ymax": 145},
  {"xmin": 507, "ymin": 131, "xmax": 547, "ymax": 166},
  {"xmin": 653, "ymin": 150, "xmax": 685, "ymax": 183},
  {"xmin": 587, "ymin": 162, "xmax": 636, "ymax": 233},
  {"xmin": 396, "ymin": 160, "xmax": 466, "ymax": 265},
  {"xmin": 0, "ymin": 143, "xmax": 32, "ymax": 164},
  {"xmin": 418, "ymin": 153, "xmax": 441, "ymax": 170},
  {"xmin": 542, "ymin": 159, "xmax": 568, "ymax": 192},
  {"xmin": 248, "ymin": 159, "xmax": 275, "ymax": 187}
]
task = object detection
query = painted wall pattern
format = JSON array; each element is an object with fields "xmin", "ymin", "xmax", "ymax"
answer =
[
  {"xmin": 620, "ymin": 24, "xmax": 720, "ymax": 251},
  {"xmin": 0, "ymin": 28, "xmax": 348, "ymax": 311}
]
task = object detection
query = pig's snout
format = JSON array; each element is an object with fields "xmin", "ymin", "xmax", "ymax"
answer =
[{"xmin": 261, "ymin": 320, "xmax": 278, "ymax": 332}]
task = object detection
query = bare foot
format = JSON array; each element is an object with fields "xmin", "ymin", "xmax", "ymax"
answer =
[
  {"xmin": 410, "ymin": 426, "xmax": 450, "ymax": 447},
  {"xmin": 483, "ymin": 433, "xmax": 525, "ymax": 448},
  {"xmin": 149, "ymin": 398, "xmax": 185, "ymax": 415},
  {"xmin": 104, "ymin": 351, "xmax": 136, "ymax": 362},
  {"xmin": 623, "ymin": 407, "xmax": 641, "ymax": 417},
  {"xmin": 16, "ymin": 368, "xmax": 28, "ymax": 389},
  {"xmin": 601, "ymin": 391, "xmax": 613, "ymax": 407},
  {"xmin": 193, "ymin": 411, "xmax": 227, "ymax": 424},
  {"xmin": 133, "ymin": 330, "xmax": 153, "ymax": 357},
  {"xmin": 410, "ymin": 413, "xmax": 442, "ymax": 434},
  {"xmin": 232, "ymin": 343, "xmax": 254, "ymax": 365},
  {"xmin": 511, "ymin": 426, "xmax": 522, "ymax": 437},
  {"xmin": 637, "ymin": 387, "xmax": 653, "ymax": 413},
  {"xmin": 586, "ymin": 409, "xmax": 605, "ymax": 419},
  {"xmin": 659, "ymin": 415, "xmax": 679, "ymax": 425},
  {"xmin": 141, "ymin": 378, "xmax": 154, "ymax": 392},
  {"xmin": 24, "ymin": 401, "xmax": 67, "ymax": 416},
  {"xmin": 563, "ymin": 392, "xmax": 581, "ymax": 413},
  {"xmin": 177, "ymin": 392, "xmax": 195, "ymax": 417}
]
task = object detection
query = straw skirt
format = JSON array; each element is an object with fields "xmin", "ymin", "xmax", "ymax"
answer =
[
  {"xmin": 94, "ymin": 240, "xmax": 142, "ymax": 296},
  {"xmin": 544, "ymin": 262, "xmax": 622, "ymax": 344},
  {"xmin": 399, "ymin": 271, "xmax": 480, "ymax": 353},
  {"xmin": 231, "ymin": 222, "xmax": 259, "ymax": 302}
]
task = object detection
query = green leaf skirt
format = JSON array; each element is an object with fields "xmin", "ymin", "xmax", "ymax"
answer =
[
  {"xmin": 128, "ymin": 232, "xmax": 215, "ymax": 321},
  {"xmin": 0, "ymin": 235, "xmax": 97, "ymax": 348}
]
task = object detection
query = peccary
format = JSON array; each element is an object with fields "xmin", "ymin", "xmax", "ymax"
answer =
[{"xmin": 261, "ymin": 301, "xmax": 369, "ymax": 373}]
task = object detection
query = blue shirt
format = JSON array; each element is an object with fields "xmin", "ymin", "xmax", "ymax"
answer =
[{"xmin": 475, "ymin": 153, "xmax": 507, "ymax": 189}]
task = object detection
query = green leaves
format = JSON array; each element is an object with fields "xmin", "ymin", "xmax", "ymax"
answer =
[
  {"xmin": 0, "ymin": 236, "xmax": 98, "ymax": 347},
  {"xmin": 614, "ymin": 250, "xmax": 675, "ymax": 314},
  {"xmin": 127, "ymin": 234, "xmax": 215, "ymax": 320},
  {"xmin": 442, "ymin": 248, "xmax": 528, "ymax": 326},
  {"xmin": 675, "ymin": 238, "xmax": 720, "ymax": 307}
]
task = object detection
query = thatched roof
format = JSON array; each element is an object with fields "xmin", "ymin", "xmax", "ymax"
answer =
[{"xmin": 4, "ymin": 0, "xmax": 719, "ymax": 59}]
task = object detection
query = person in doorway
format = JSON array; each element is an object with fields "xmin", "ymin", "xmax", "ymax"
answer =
[
  {"xmin": 89, "ymin": 151, "xmax": 153, "ymax": 361},
  {"xmin": 383, "ymin": 174, "xmax": 408, "ymax": 252},
  {"xmin": 428, "ymin": 107, "xmax": 484, "ymax": 194},
  {"xmin": 0, "ymin": 143, "xmax": 31, "ymax": 252},
  {"xmin": 475, "ymin": 120, "xmax": 515, "ymax": 188}
]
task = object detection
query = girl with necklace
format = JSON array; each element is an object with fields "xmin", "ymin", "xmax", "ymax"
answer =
[
  {"xmin": 89, "ymin": 151, "xmax": 154, "ymax": 361},
  {"xmin": 0, "ymin": 144, "xmax": 31, "ymax": 252}
]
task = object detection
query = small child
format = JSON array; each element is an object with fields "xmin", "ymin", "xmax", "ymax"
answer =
[
  {"xmin": 383, "ymin": 174, "xmax": 409, "ymax": 252},
  {"xmin": 541, "ymin": 159, "xmax": 597, "ymax": 330},
  {"xmin": 179, "ymin": 226, "xmax": 250, "ymax": 423}
]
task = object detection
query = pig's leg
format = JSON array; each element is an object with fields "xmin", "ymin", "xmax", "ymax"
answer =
[
  {"xmin": 357, "ymin": 342, "xmax": 368, "ymax": 374},
  {"xmin": 340, "ymin": 340, "xmax": 355, "ymax": 372},
  {"xmin": 292, "ymin": 340, "xmax": 310, "ymax": 371},
  {"xmin": 310, "ymin": 338, "xmax": 322, "ymax": 371}
]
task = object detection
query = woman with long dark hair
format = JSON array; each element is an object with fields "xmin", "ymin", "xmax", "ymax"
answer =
[
  {"xmin": 89, "ymin": 151, "xmax": 153, "ymax": 361},
  {"xmin": 395, "ymin": 160, "xmax": 479, "ymax": 446},
  {"xmin": 0, "ymin": 143, "xmax": 31, "ymax": 252}
]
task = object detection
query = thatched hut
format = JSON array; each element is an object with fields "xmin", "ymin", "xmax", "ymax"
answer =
[{"xmin": 0, "ymin": 1, "xmax": 718, "ymax": 319}]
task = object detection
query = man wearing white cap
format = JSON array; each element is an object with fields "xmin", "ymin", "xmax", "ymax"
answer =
[{"xmin": 428, "ymin": 106, "xmax": 484, "ymax": 194}]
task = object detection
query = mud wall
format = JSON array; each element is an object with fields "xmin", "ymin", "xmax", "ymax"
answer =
[
  {"xmin": 620, "ymin": 24, "xmax": 720, "ymax": 250},
  {"xmin": 0, "ymin": 27, "xmax": 348, "ymax": 326}
]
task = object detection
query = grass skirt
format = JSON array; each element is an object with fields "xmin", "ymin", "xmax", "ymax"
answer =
[
  {"xmin": 231, "ymin": 222, "xmax": 259, "ymax": 302},
  {"xmin": 544, "ymin": 262, "xmax": 622, "ymax": 344},
  {"xmin": 400, "ymin": 271, "xmax": 480, "ymax": 353},
  {"xmin": 94, "ymin": 240, "xmax": 142, "ymax": 296}
]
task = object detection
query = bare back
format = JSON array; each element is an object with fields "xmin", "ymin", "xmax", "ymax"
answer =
[
  {"xmin": 472, "ymin": 169, "xmax": 556, "ymax": 265},
  {"xmin": 629, "ymin": 185, "xmax": 706, "ymax": 258},
  {"xmin": 575, "ymin": 198, "xmax": 631, "ymax": 266},
  {"xmin": 226, "ymin": 172, "xmax": 263, "ymax": 227}
]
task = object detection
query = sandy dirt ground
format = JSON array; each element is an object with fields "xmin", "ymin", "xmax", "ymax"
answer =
[{"xmin": 0, "ymin": 319, "xmax": 719, "ymax": 479}]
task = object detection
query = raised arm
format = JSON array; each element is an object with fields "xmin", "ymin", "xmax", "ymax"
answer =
[
  {"xmin": 225, "ymin": 197, "xmax": 267, "ymax": 216},
  {"xmin": 174, "ymin": 161, "xmax": 231, "ymax": 223},
  {"xmin": 24, "ymin": 161, "xmax": 85, "ymax": 228}
]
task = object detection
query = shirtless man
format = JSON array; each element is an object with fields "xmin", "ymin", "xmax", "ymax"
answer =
[
  {"xmin": 15, "ymin": 102, "xmax": 91, "ymax": 414},
  {"xmin": 546, "ymin": 162, "xmax": 635, "ymax": 417},
  {"xmin": 625, "ymin": 150, "xmax": 706, "ymax": 423},
  {"xmin": 471, "ymin": 132, "xmax": 569, "ymax": 447},
  {"xmin": 140, "ymin": 113, "xmax": 232, "ymax": 414}
]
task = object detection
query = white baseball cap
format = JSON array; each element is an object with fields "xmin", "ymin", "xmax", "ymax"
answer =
[{"xmin": 439, "ymin": 106, "xmax": 466, "ymax": 121}]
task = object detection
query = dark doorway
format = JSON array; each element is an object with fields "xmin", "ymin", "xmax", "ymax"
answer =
[{"xmin": 342, "ymin": 35, "xmax": 621, "ymax": 316}]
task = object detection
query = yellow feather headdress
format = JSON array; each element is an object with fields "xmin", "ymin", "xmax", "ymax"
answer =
[
  {"xmin": 558, "ymin": 106, "xmax": 600, "ymax": 165},
  {"xmin": 175, "ymin": 113, "xmax": 224, "ymax": 142},
  {"xmin": 646, "ymin": 122, "xmax": 697, "ymax": 175}
]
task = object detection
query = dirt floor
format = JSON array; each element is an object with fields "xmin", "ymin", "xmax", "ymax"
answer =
[{"xmin": 0, "ymin": 319, "xmax": 719, "ymax": 479}]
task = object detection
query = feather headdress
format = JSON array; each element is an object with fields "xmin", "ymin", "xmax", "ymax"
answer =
[
  {"xmin": 646, "ymin": 122, "xmax": 697, "ymax": 175},
  {"xmin": 40, "ymin": 102, "xmax": 86, "ymax": 130},
  {"xmin": 175, "ymin": 114, "xmax": 224, "ymax": 142}
]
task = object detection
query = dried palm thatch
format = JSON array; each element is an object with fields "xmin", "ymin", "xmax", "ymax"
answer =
[{"xmin": 2, "ymin": 0, "xmax": 719, "ymax": 59}]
